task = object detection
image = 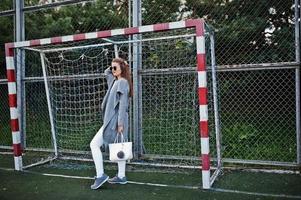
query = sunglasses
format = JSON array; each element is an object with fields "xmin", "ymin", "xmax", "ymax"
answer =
[{"xmin": 110, "ymin": 66, "xmax": 119, "ymax": 71}]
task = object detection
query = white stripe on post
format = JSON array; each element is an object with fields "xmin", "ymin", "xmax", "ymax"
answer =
[
  {"xmin": 8, "ymin": 82, "xmax": 17, "ymax": 94},
  {"xmin": 14, "ymin": 41, "xmax": 30, "ymax": 48},
  {"xmin": 198, "ymin": 71, "xmax": 207, "ymax": 88},
  {"xmin": 14, "ymin": 156, "xmax": 23, "ymax": 170},
  {"xmin": 10, "ymin": 107, "xmax": 18, "ymax": 120},
  {"xmin": 62, "ymin": 35, "xmax": 74, "ymax": 42},
  {"xmin": 6, "ymin": 57, "xmax": 14, "ymax": 70},
  {"xmin": 12, "ymin": 131, "xmax": 21, "ymax": 144},
  {"xmin": 111, "ymin": 29, "xmax": 125, "ymax": 36},
  {"xmin": 202, "ymin": 170, "xmax": 210, "ymax": 189},
  {"xmin": 199, "ymin": 105, "xmax": 208, "ymax": 121},
  {"xmin": 169, "ymin": 21, "xmax": 186, "ymax": 29},
  {"xmin": 139, "ymin": 25, "xmax": 154, "ymax": 33},
  {"xmin": 201, "ymin": 138, "xmax": 210, "ymax": 155},
  {"xmin": 85, "ymin": 32, "xmax": 97, "ymax": 39},
  {"xmin": 40, "ymin": 38, "xmax": 51, "ymax": 45},
  {"xmin": 196, "ymin": 36, "xmax": 205, "ymax": 54}
]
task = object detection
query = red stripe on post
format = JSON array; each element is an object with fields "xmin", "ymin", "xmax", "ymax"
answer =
[
  {"xmin": 51, "ymin": 37, "xmax": 62, "ymax": 44},
  {"xmin": 201, "ymin": 154, "xmax": 210, "ymax": 170},
  {"xmin": 30, "ymin": 39, "xmax": 41, "ymax": 46},
  {"xmin": 5, "ymin": 50, "xmax": 14, "ymax": 57},
  {"xmin": 10, "ymin": 119, "xmax": 19, "ymax": 132},
  {"xmin": 185, "ymin": 19, "xmax": 204, "ymax": 36},
  {"xmin": 5, "ymin": 43, "xmax": 14, "ymax": 57},
  {"xmin": 125, "ymin": 27, "xmax": 139, "ymax": 35},
  {"xmin": 154, "ymin": 23, "xmax": 169, "ymax": 31},
  {"xmin": 97, "ymin": 30, "xmax": 111, "ymax": 38},
  {"xmin": 9, "ymin": 94, "xmax": 17, "ymax": 107},
  {"xmin": 13, "ymin": 143, "xmax": 22, "ymax": 157},
  {"xmin": 195, "ymin": 23, "xmax": 204, "ymax": 36},
  {"xmin": 185, "ymin": 19, "xmax": 198, "ymax": 27},
  {"xmin": 197, "ymin": 54, "xmax": 206, "ymax": 71},
  {"xmin": 73, "ymin": 33, "xmax": 86, "ymax": 41},
  {"xmin": 7, "ymin": 70, "xmax": 16, "ymax": 82},
  {"xmin": 199, "ymin": 121, "xmax": 209, "ymax": 137},
  {"xmin": 198, "ymin": 87, "xmax": 207, "ymax": 105}
]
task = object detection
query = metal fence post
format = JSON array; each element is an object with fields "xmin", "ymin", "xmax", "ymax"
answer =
[
  {"xmin": 132, "ymin": 0, "xmax": 143, "ymax": 157},
  {"xmin": 295, "ymin": 0, "xmax": 300, "ymax": 164},
  {"xmin": 14, "ymin": 0, "xmax": 26, "ymax": 150}
]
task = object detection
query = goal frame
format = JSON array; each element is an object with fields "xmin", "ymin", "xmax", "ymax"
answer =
[{"xmin": 5, "ymin": 19, "xmax": 221, "ymax": 189}]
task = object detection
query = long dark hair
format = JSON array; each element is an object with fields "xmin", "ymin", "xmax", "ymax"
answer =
[{"xmin": 112, "ymin": 57, "xmax": 133, "ymax": 97}]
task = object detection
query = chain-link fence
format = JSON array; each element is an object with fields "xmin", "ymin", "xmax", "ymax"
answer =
[
  {"xmin": 0, "ymin": 0, "xmax": 300, "ymax": 167},
  {"xmin": 0, "ymin": 0, "xmax": 13, "ymax": 12},
  {"xmin": 142, "ymin": 0, "xmax": 297, "ymax": 65},
  {"xmin": 0, "ymin": 15, "xmax": 14, "ymax": 147},
  {"xmin": 218, "ymin": 67, "xmax": 296, "ymax": 162}
]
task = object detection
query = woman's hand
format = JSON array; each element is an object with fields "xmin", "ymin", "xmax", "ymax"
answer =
[{"xmin": 118, "ymin": 125, "xmax": 124, "ymax": 134}]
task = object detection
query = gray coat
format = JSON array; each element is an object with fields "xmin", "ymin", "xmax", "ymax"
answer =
[{"xmin": 101, "ymin": 67, "xmax": 129, "ymax": 144}]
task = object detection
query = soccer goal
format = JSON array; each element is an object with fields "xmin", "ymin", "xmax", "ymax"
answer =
[{"xmin": 5, "ymin": 19, "xmax": 221, "ymax": 189}]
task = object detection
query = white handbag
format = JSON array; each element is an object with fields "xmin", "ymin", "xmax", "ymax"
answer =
[{"xmin": 109, "ymin": 133, "xmax": 133, "ymax": 162}]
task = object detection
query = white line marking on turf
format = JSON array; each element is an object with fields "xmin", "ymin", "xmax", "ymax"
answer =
[
  {"xmin": 23, "ymin": 170, "xmax": 199, "ymax": 190},
  {"xmin": 127, "ymin": 181, "xmax": 199, "ymax": 190},
  {"xmin": 0, "ymin": 167, "xmax": 15, "ymax": 171},
  {"xmin": 211, "ymin": 188, "xmax": 301, "ymax": 199},
  {"xmin": 23, "ymin": 170, "xmax": 93, "ymax": 180}
]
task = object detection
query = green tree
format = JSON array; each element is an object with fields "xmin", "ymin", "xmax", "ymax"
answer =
[
  {"xmin": 25, "ymin": 0, "xmax": 128, "ymax": 40},
  {"xmin": 142, "ymin": 0, "xmax": 182, "ymax": 24},
  {"xmin": 183, "ymin": 0, "xmax": 295, "ymax": 64}
]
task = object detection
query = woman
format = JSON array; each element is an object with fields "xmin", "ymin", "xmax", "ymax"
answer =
[{"xmin": 90, "ymin": 57, "xmax": 132, "ymax": 190}]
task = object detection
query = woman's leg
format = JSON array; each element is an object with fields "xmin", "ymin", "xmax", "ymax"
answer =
[
  {"xmin": 90, "ymin": 126, "xmax": 104, "ymax": 178},
  {"xmin": 117, "ymin": 160, "xmax": 126, "ymax": 178},
  {"xmin": 108, "ymin": 160, "xmax": 127, "ymax": 184}
]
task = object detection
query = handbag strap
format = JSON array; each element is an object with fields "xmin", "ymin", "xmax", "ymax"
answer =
[{"xmin": 114, "ymin": 132, "xmax": 125, "ymax": 144}]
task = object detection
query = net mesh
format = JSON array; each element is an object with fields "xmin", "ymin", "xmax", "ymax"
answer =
[{"xmin": 43, "ymin": 46, "xmax": 113, "ymax": 152}]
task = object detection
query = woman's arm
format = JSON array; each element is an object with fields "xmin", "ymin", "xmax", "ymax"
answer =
[
  {"xmin": 117, "ymin": 80, "xmax": 129, "ymax": 133},
  {"xmin": 104, "ymin": 67, "xmax": 114, "ymax": 87}
]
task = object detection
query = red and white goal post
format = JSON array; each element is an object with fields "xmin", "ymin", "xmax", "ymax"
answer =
[{"xmin": 5, "ymin": 19, "xmax": 222, "ymax": 189}]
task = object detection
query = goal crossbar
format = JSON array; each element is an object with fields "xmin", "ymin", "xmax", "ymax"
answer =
[{"xmin": 23, "ymin": 33, "xmax": 196, "ymax": 53}]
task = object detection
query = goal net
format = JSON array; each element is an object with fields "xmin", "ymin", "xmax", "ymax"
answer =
[{"xmin": 6, "ymin": 19, "xmax": 221, "ymax": 189}]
